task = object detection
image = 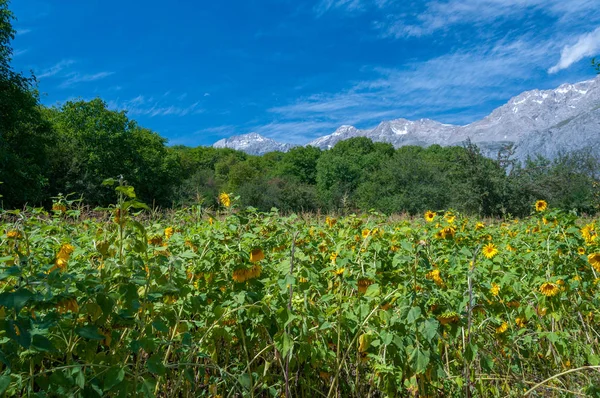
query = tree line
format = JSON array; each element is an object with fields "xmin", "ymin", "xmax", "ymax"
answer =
[{"xmin": 1, "ymin": 0, "xmax": 599, "ymax": 217}]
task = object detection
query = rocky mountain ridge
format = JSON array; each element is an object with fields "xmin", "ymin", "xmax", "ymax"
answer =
[{"xmin": 212, "ymin": 76, "xmax": 600, "ymax": 160}]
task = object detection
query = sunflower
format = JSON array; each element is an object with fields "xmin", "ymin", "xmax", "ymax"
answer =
[
  {"xmin": 250, "ymin": 248, "xmax": 264, "ymax": 263},
  {"xmin": 52, "ymin": 203, "xmax": 67, "ymax": 212},
  {"xmin": 362, "ymin": 229, "xmax": 370, "ymax": 239},
  {"xmin": 330, "ymin": 252, "xmax": 338, "ymax": 264},
  {"xmin": 496, "ymin": 322, "xmax": 508, "ymax": 334},
  {"xmin": 6, "ymin": 230, "xmax": 20, "ymax": 239},
  {"xmin": 444, "ymin": 212, "xmax": 456, "ymax": 224},
  {"xmin": 357, "ymin": 278, "xmax": 373, "ymax": 293},
  {"xmin": 325, "ymin": 217, "xmax": 337, "ymax": 228},
  {"xmin": 333, "ymin": 267, "xmax": 345, "ymax": 276},
  {"xmin": 588, "ymin": 252, "xmax": 600, "ymax": 272},
  {"xmin": 581, "ymin": 223, "xmax": 597, "ymax": 244},
  {"xmin": 437, "ymin": 311, "xmax": 460, "ymax": 325},
  {"xmin": 439, "ymin": 226, "xmax": 456, "ymax": 239},
  {"xmin": 482, "ymin": 243, "xmax": 498, "ymax": 259},
  {"xmin": 424, "ymin": 211, "xmax": 436, "ymax": 223},
  {"xmin": 535, "ymin": 200, "xmax": 547, "ymax": 212},
  {"xmin": 219, "ymin": 192, "xmax": 231, "ymax": 208},
  {"xmin": 578, "ymin": 247, "xmax": 586, "ymax": 255},
  {"xmin": 164, "ymin": 227, "xmax": 174, "ymax": 240},
  {"xmin": 490, "ymin": 283, "xmax": 500, "ymax": 296},
  {"xmin": 515, "ymin": 317, "xmax": 526, "ymax": 328},
  {"xmin": 539, "ymin": 282, "xmax": 560, "ymax": 297},
  {"xmin": 475, "ymin": 222, "xmax": 485, "ymax": 231},
  {"xmin": 426, "ymin": 269, "xmax": 445, "ymax": 287}
]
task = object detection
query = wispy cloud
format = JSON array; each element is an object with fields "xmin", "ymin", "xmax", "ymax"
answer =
[
  {"xmin": 59, "ymin": 71, "xmax": 114, "ymax": 88},
  {"xmin": 37, "ymin": 59, "xmax": 76, "ymax": 79},
  {"xmin": 317, "ymin": 0, "xmax": 599, "ymax": 39},
  {"xmin": 549, "ymin": 26, "xmax": 600, "ymax": 73},
  {"xmin": 16, "ymin": 28, "xmax": 32, "ymax": 36},
  {"xmin": 108, "ymin": 95, "xmax": 203, "ymax": 117},
  {"xmin": 13, "ymin": 48, "xmax": 29, "ymax": 57},
  {"xmin": 258, "ymin": 37, "xmax": 559, "ymax": 143}
]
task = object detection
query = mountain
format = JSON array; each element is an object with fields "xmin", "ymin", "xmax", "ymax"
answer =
[
  {"xmin": 212, "ymin": 76, "xmax": 600, "ymax": 160},
  {"xmin": 212, "ymin": 132, "xmax": 294, "ymax": 155}
]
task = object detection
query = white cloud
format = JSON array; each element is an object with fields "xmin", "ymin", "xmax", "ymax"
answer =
[
  {"xmin": 37, "ymin": 59, "xmax": 76, "ymax": 79},
  {"xmin": 16, "ymin": 28, "xmax": 32, "ymax": 36},
  {"xmin": 13, "ymin": 48, "xmax": 29, "ymax": 57},
  {"xmin": 258, "ymin": 37, "xmax": 559, "ymax": 142},
  {"xmin": 549, "ymin": 27, "xmax": 600, "ymax": 73},
  {"xmin": 108, "ymin": 95, "xmax": 203, "ymax": 117},
  {"xmin": 59, "ymin": 71, "xmax": 114, "ymax": 88}
]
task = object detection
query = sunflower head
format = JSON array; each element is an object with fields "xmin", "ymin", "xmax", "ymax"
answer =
[
  {"xmin": 250, "ymin": 248, "xmax": 265, "ymax": 263},
  {"xmin": 219, "ymin": 192, "xmax": 231, "ymax": 208},
  {"xmin": 539, "ymin": 282, "xmax": 560, "ymax": 297},
  {"xmin": 535, "ymin": 200, "xmax": 548, "ymax": 212},
  {"xmin": 482, "ymin": 243, "xmax": 498, "ymax": 259},
  {"xmin": 424, "ymin": 211, "xmax": 436, "ymax": 223},
  {"xmin": 588, "ymin": 252, "xmax": 600, "ymax": 272}
]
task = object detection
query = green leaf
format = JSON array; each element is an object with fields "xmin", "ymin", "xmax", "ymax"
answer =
[
  {"xmin": 238, "ymin": 373, "xmax": 252, "ymax": 391},
  {"xmin": 104, "ymin": 367, "xmax": 125, "ymax": 390},
  {"xmin": 0, "ymin": 288, "xmax": 33, "ymax": 312},
  {"xmin": 138, "ymin": 378, "xmax": 156, "ymax": 398},
  {"xmin": 0, "ymin": 374, "xmax": 11, "ymax": 396},
  {"xmin": 420, "ymin": 319, "xmax": 439, "ymax": 342},
  {"xmin": 407, "ymin": 306, "xmax": 422, "ymax": 323},
  {"xmin": 75, "ymin": 325, "xmax": 105, "ymax": 340},
  {"xmin": 410, "ymin": 347, "xmax": 430, "ymax": 374},
  {"xmin": 147, "ymin": 356, "xmax": 166, "ymax": 376},
  {"xmin": 31, "ymin": 334, "xmax": 55, "ymax": 352}
]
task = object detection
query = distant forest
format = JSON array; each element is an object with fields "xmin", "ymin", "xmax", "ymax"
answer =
[{"xmin": 1, "ymin": 1, "xmax": 599, "ymax": 217}]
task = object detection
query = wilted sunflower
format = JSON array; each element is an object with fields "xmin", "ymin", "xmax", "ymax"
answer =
[
  {"xmin": 588, "ymin": 252, "xmax": 600, "ymax": 272},
  {"xmin": 535, "ymin": 200, "xmax": 547, "ymax": 212},
  {"xmin": 437, "ymin": 311, "xmax": 460, "ymax": 325},
  {"xmin": 424, "ymin": 211, "xmax": 436, "ymax": 223},
  {"xmin": 482, "ymin": 243, "xmax": 498, "ymax": 259},
  {"xmin": 515, "ymin": 317, "xmax": 526, "ymax": 328},
  {"xmin": 539, "ymin": 282, "xmax": 560, "ymax": 297},
  {"xmin": 325, "ymin": 217, "xmax": 337, "ymax": 228},
  {"xmin": 250, "ymin": 248, "xmax": 264, "ymax": 263},
  {"xmin": 357, "ymin": 278, "xmax": 373, "ymax": 293},
  {"xmin": 219, "ymin": 192, "xmax": 231, "ymax": 208}
]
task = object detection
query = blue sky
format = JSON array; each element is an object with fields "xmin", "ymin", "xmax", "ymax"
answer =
[{"xmin": 10, "ymin": 0, "xmax": 600, "ymax": 146}]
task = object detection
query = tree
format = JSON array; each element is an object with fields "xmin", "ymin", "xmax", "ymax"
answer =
[{"xmin": 0, "ymin": 0, "xmax": 55, "ymax": 208}]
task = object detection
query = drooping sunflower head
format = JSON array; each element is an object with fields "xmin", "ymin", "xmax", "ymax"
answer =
[
  {"xmin": 482, "ymin": 243, "xmax": 498, "ymax": 259},
  {"xmin": 249, "ymin": 248, "xmax": 265, "ymax": 263},
  {"xmin": 535, "ymin": 200, "xmax": 548, "ymax": 212},
  {"xmin": 539, "ymin": 282, "xmax": 560, "ymax": 297},
  {"xmin": 325, "ymin": 216, "xmax": 337, "ymax": 228},
  {"xmin": 496, "ymin": 322, "xmax": 508, "ymax": 334},
  {"xmin": 424, "ymin": 211, "xmax": 436, "ymax": 223},
  {"xmin": 219, "ymin": 192, "xmax": 231, "ymax": 208},
  {"xmin": 588, "ymin": 252, "xmax": 600, "ymax": 272}
]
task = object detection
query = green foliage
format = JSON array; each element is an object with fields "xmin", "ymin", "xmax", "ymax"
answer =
[{"xmin": 0, "ymin": 198, "xmax": 599, "ymax": 396}]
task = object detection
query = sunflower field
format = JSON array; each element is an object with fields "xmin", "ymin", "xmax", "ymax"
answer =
[{"xmin": 1, "ymin": 189, "xmax": 600, "ymax": 397}]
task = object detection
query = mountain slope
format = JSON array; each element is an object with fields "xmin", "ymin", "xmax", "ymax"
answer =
[
  {"xmin": 212, "ymin": 133, "xmax": 294, "ymax": 155},
  {"xmin": 212, "ymin": 76, "xmax": 600, "ymax": 160}
]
